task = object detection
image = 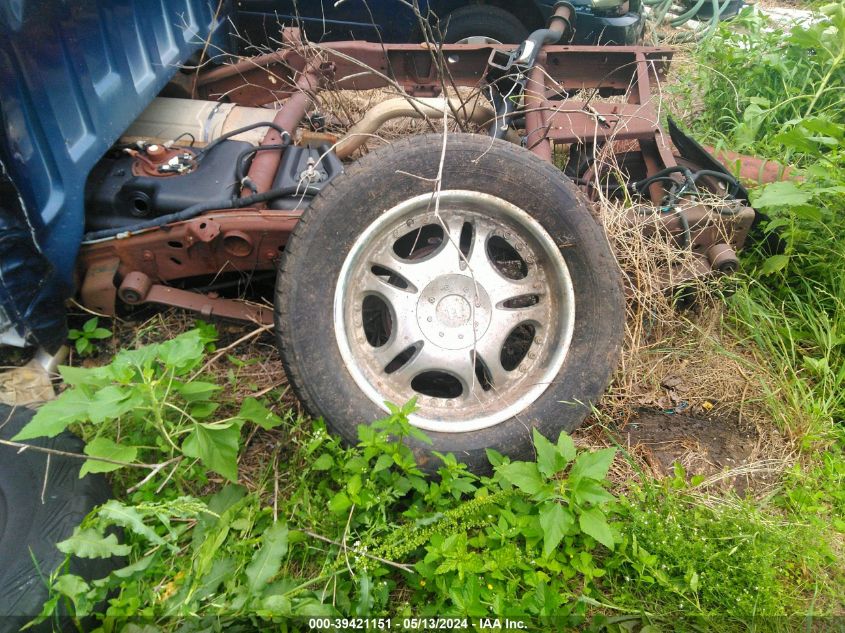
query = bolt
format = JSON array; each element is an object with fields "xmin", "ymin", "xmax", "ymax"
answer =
[
  {"xmin": 354, "ymin": 317, "xmax": 362, "ymax": 327},
  {"xmin": 439, "ymin": 332, "xmax": 444, "ymax": 337},
  {"xmin": 429, "ymin": 297, "xmax": 435, "ymax": 303},
  {"xmin": 142, "ymin": 250, "xmax": 153, "ymax": 261},
  {"xmin": 458, "ymin": 334, "xmax": 464, "ymax": 340},
  {"xmin": 427, "ymin": 317, "xmax": 433, "ymax": 322}
]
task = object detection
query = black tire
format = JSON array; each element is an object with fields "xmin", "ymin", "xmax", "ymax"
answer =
[
  {"xmin": 442, "ymin": 5, "xmax": 529, "ymax": 44},
  {"xmin": 274, "ymin": 134, "xmax": 624, "ymax": 473},
  {"xmin": 0, "ymin": 405, "xmax": 113, "ymax": 631}
]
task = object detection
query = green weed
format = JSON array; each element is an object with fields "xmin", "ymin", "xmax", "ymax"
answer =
[{"xmin": 68, "ymin": 316, "xmax": 113, "ymax": 357}]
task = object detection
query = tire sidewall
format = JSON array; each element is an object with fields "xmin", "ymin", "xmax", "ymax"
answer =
[{"xmin": 442, "ymin": 6, "xmax": 529, "ymax": 44}]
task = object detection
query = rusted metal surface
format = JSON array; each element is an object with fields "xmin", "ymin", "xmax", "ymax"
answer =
[
  {"xmin": 80, "ymin": 256, "xmax": 120, "ymax": 316},
  {"xmin": 524, "ymin": 62, "xmax": 553, "ymax": 161},
  {"xmin": 703, "ymin": 146, "xmax": 796, "ymax": 185},
  {"xmin": 243, "ymin": 57, "xmax": 327, "ymax": 196},
  {"xmin": 118, "ymin": 272, "xmax": 273, "ymax": 324},
  {"xmin": 78, "ymin": 211, "xmax": 300, "ymax": 318},
  {"xmin": 193, "ymin": 36, "xmax": 672, "ymax": 103}
]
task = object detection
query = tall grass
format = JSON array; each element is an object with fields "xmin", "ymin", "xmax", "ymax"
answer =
[{"xmin": 680, "ymin": 4, "xmax": 845, "ymax": 441}]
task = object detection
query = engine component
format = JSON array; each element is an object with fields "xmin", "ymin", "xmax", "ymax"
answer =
[{"xmin": 85, "ymin": 140, "xmax": 251, "ymax": 232}]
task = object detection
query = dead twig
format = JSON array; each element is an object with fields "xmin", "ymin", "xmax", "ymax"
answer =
[
  {"xmin": 0, "ymin": 437, "xmax": 178, "ymax": 471},
  {"xmin": 190, "ymin": 323, "xmax": 274, "ymax": 380}
]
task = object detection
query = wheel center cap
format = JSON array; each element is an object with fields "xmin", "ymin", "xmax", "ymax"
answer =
[
  {"xmin": 436, "ymin": 294, "xmax": 471, "ymax": 327},
  {"xmin": 417, "ymin": 274, "xmax": 492, "ymax": 350}
]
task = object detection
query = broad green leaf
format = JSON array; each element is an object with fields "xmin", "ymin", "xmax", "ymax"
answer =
[
  {"xmin": 311, "ymin": 453, "xmax": 334, "ymax": 471},
  {"xmin": 578, "ymin": 507, "xmax": 615, "ymax": 549},
  {"xmin": 496, "ymin": 461, "xmax": 545, "ymax": 495},
  {"xmin": 98, "ymin": 500, "xmax": 166, "ymax": 547},
  {"xmin": 110, "ymin": 344, "xmax": 160, "ymax": 376},
  {"xmin": 760, "ymin": 254, "xmax": 790, "ymax": 275},
  {"xmin": 194, "ymin": 557, "xmax": 237, "ymax": 601},
  {"xmin": 260, "ymin": 594, "xmax": 293, "ymax": 615},
  {"xmin": 58, "ymin": 364, "xmax": 111, "ymax": 388},
  {"xmin": 57, "ymin": 527, "xmax": 130, "ymax": 559},
  {"xmin": 82, "ymin": 318, "xmax": 98, "ymax": 333},
  {"xmin": 237, "ymin": 397, "xmax": 282, "ymax": 430},
  {"xmin": 53, "ymin": 574, "xmax": 92, "ymax": 616},
  {"xmin": 87, "ymin": 385, "xmax": 137, "ymax": 423},
  {"xmin": 533, "ymin": 428, "xmax": 564, "ymax": 477},
  {"xmin": 485, "ymin": 448, "xmax": 505, "ymax": 467},
  {"xmin": 328, "ymin": 491, "xmax": 351, "ymax": 514},
  {"xmin": 12, "ymin": 389, "xmax": 91, "ymax": 440},
  {"xmin": 372, "ymin": 453, "xmax": 393, "ymax": 473},
  {"xmin": 570, "ymin": 448, "xmax": 616, "ymax": 483},
  {"xmin": 245, "ymin": 522, "xmax": 289, "ymax": 593},
  {"xmin": 190, "ymin": 401, "xmax": 219, "ymax": 419},
  {"xmin": 157, "ymin": 330, "xmax": 205, "ymax": 370},
  {"xmin": 539, "ymin": 503, "xmax": 573, "ymax": 558},
  {"xmin": 76, "ymin": 338, "xmax": 91, "ymax": 355},
  {"xmin": 182, "ymin": 423, "xmax": 240, "ymax": 482},
  {"xmin": 89, "ymin": 328, "xmax": 112, "ymax": 340},
  {"xmin": 789, "ymin": 204, "xmax": 823, "ymax": 222},
  {"xmin": 92, "ymin": 555, "xmax": 155, "ymax": 589},
  {"xmin": 572, "ymin": 478, "xmax": 615, "ymax": 506},
  {"xmin": 80, "ymin": 437, "xmax": 138, "ymax": 477},
  {"xmin": 752, "ymin": 181, "xmax": 811, "ymax": 209},
  {"xmin": 176, "ymin": 381, "xmax": 221, "ymax": 402},
  {"xmin": 355, "ymin": 575, "xmax": 373, "ymax": 617},
  {"xmin": 207, "ymin": 484, "xmax": 247, "ymax": 515},
  {"xmin": 557, "ymin": 432, "xmax": 576, "ymax": 463}
]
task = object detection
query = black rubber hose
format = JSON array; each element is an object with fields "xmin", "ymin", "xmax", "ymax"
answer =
[
  {"xmin": 82, "ymin": 184, "xmax": 321, "ymax": 242},
  {"xmin": 631, "ymin": 166, "xmax": 691, "ymax": 192},
  {"xmin": 194, "ymin": 122, "xmax": 290, "ymax": 162},
  {"xmin": 691, "ymin": 169, "xmax": 740, "ymax": 198},
  {"xmin": 486, "ymin": 17, "xmax": 567, "ymax": 138},
  {"xmin": 235, "ymin": 143, "xmax": 290, "ymax": 184}
]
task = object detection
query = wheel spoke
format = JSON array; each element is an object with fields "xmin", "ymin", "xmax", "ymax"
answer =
[
  {"xmin": 492, "ymin": 301, "xmax": 547, "ymax": 330},
  {"xmin": 371, "ymin": 333, "xmax": 420, "ymax": 373},
  {"xmin": 370, "ymin": 247, "xmax": 446, "ymax": 292},
  {"xmin": 359, "ymin": 267, "xmax": 419, "ymax": 317},
  {"xmin": 469, "ymin": 329, "xmax": 512, "ymax": 390},
  {"xmin": 389, "ymin": 342, "xmax": 474, "ymax": 391}
]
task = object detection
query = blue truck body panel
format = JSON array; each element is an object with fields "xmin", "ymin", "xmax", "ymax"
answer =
[{"xmin": 0, "ymin": 0, "xmax": 226, "ymax": 347}]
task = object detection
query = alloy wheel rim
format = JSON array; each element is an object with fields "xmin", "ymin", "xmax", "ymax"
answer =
[{"xmin": 334, "ymin": 190, "xmax": 575, "ymax": 433}]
